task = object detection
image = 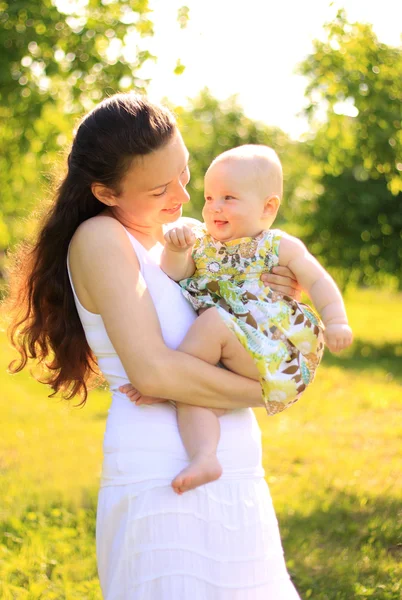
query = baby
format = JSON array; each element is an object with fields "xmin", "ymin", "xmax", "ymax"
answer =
[{"xmin": 123, "ymin": 145, "xmax": 353, "ymax": 495}]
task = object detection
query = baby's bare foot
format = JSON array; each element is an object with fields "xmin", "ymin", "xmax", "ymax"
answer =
[{"xmin": 172, "ymin": 454, "xmax": 222, "ymax": 494}]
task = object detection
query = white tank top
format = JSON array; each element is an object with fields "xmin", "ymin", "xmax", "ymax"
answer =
[
  {"xmin": 67, "ymin": 229, "xmax": 197, "ymax": 392},
  {"xmin": 67, "ymin": 226, "xmax": 264, "ymax": 486}
]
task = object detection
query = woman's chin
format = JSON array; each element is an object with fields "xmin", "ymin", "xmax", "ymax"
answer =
[{"xmin": 161, "ymin": 206, "xmax": 183, "ymax": 222}]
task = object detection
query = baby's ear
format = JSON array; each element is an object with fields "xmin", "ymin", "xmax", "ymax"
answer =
[{"xmin": 263, "ymin": 195, "xmax": 280, "ymax": 216}]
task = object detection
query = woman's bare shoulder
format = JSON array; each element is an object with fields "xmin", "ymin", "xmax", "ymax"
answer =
[
  {"xmin": 72, "ymin": 214, "xmax": 123, "ymax": 240},
  {"xmin": 71, "ymin": 214, "xmax": 128, "ymax": 253},
  {"xmin": 69, "ymin": 214, "xmax": 139, "ymax": 282}
]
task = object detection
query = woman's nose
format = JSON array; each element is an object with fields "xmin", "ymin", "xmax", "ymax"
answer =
[
  {"xmin": 181, "ymin": 186, "xmax": 190, "ymax": 204},
  {"xmin": 175, "ymin": 182, "xmax": 190, "ymax": 204}
]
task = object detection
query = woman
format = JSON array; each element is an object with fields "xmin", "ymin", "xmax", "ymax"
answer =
[{"xmin": 7, "ymin": 93, "xmax": 302, "ymax": 599}]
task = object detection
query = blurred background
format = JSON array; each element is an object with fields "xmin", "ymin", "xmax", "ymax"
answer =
[{"xmin": 0, "ymin": 1, "xmax": 401, "ymax": 598}]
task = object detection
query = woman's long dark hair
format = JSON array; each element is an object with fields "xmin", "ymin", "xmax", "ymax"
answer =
[{"xmin": 5, "ymin": 93, "xmax": 176, "ymax": 405}]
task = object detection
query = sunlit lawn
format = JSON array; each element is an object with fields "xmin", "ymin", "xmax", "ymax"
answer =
[{"xmin": 1, "ymin": 288, "xmax": 401, "ymax": 599}]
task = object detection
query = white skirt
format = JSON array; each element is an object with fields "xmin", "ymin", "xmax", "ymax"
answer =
[
  {"xmin": 96, "ymin": 399, "xmax": 301, "ymax": 599},
  {"xmin": 96, "ymin": 478, "xmax": 301, "ymax": 599}
]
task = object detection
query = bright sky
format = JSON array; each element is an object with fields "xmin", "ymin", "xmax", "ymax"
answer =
[{"xmin": 137, "ymin": 0, "xmax": 402, "ymax": 139}]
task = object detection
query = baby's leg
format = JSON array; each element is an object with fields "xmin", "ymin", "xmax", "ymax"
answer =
[
  {"xmin": 172, "ymin": 308, "xmax": 260, "ymax": 494},
  {"xmin": 180, "ymin": 307, "xmax": 260, "ymax": 380},
  {"xmin": 173, "ymin": 404, "xmax": 223, "ymax": 495}
]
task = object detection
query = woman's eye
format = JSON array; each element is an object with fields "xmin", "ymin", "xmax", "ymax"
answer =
[{"xmin": 153, "ymin": 187, "xmax": 167, "ymax": 197}]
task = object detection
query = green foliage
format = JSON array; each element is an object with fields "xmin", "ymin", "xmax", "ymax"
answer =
[
  {"xmin": 1, "ymin": 3, "xmax": 401, "ymax": 292},
  {"xmin": 0, "ymin": 504, "xmax": 100, "ymax": 598},
  {"xmin": 305, "ymin": 173, "xmax": 402, "ymax": 289},
  {"xmin": 298, "ymin": 10, "xmax": 402, "ymax": 287},
  {"xmin": 174, "ymin": 88, "xmax": 314, "ymax": 230},
  {"xmin": 173, "ymin": 58, "xmax": 186, "ymax": 75},
  {"xmin": 1, "ymin": 0, "xmax": 155, "ymax": 119},
  {"xmin": 177, "ymin": 5, "xmax": 190, "ymax": 29},
  {"xmin": 1, "ymin": 288, "xmax": 401, "ymax": 598},
  {"xmin": 0, "ymin": 0, "xmax": 156, "ymax": 262}
]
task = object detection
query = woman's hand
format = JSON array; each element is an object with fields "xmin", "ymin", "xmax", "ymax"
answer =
[
  {"xmin": 261, "ymin": 266, "xmax": 302, "ymax": 301},
  {"xmin": 119, "ymin": 384, "xmax": 168, "ymax": 406}
]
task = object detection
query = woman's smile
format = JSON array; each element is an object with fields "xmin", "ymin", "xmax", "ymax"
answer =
[{"xmin": 162, "ymin": 204, "xmax": 182, "ymax": 214}]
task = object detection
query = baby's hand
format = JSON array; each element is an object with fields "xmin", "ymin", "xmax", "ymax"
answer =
[
  {"xmin": 324, "ymin": 323, "xmax": 353, "ymax": 353},
  {"xmin": 164, "ymin": 225, "xmax": 195, "ymax": 253}
]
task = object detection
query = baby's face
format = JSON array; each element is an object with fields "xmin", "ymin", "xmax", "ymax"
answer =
[{"xmin": 202, "ymin": 159, "xmax": 267, "ymax": 242}]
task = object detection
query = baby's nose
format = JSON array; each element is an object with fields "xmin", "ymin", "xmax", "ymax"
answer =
[{"xmin": 210, "ymin": 200, "xmax": 223, "ymax": 213}]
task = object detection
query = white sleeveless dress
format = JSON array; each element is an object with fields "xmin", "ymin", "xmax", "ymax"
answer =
[{"xmin": 67, "ymin": 227, "xmax": 301, "ymax": 600}]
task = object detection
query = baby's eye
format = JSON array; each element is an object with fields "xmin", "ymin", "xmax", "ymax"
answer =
[
  {"xmin": 205, "ymin": 196, "xmax": 213, "ymax": 202},
  {"xmin": 224, "ymin": 195, "xmax": 236, "ymax": 201}
]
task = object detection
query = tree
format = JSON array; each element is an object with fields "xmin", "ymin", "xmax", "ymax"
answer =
[
  {"xmin": 0, "ymin": 0, "xmax": 157, "ymax": 266},
  {"xmin": 298, "ymin": 10, "xmax": 402, "ymax": 288}
]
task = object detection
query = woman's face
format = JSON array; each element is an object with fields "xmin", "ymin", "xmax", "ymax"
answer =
[{"xmin": 110, "ymin": 129, "xmax": 190, "ymax": 228}]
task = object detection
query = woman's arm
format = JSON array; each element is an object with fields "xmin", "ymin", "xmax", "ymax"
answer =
[{"xmin": 69, "ymin": 217, "xmax": 264, "ymax": 410}]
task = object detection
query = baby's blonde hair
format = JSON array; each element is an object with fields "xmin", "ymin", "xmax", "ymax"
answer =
[{"xmin": 208, "ymin": 144, "xmax": 283, "ymax": 200}]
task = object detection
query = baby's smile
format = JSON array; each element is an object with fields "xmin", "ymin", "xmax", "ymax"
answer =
[{"xmin": 213, "ymin": 219, "xmax": 229, "ymax": 227}]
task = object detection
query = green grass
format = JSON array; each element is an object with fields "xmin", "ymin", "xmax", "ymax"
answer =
[{"xmin": 1, "ymin": 288, "xmax": 401, "ymax": 599}]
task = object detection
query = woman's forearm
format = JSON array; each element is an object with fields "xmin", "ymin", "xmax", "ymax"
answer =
[{"xmin": 145, "ymin": 348, "xmax": 264, "ymax": 410}]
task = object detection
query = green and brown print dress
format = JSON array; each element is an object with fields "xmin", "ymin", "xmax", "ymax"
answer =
[{"xmin": 180, "ymin": 226, "xmax": 325, "ymax": 416}]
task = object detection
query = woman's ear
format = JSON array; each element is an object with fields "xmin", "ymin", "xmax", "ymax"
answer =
[
  {"xmin": 91, "ymin": 183, "xmax": 118, "ymax": 207},
  {"xmin": 263, "ymin": 194, "xmax": 280, "ymax": 217}
]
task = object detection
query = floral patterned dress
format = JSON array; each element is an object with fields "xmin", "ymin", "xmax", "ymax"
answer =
[{"xmin": 180, "ymin": 226, "xmax": 325, "ymax": 416}]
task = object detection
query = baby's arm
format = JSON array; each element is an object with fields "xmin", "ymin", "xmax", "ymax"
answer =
[
  {"xmin": 161, "ymin": 225, "xmax": 197, "ymax": 281},
  {"xmin": 279, "ymin": 234, "xmax": 353, "ymax": 352}
]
